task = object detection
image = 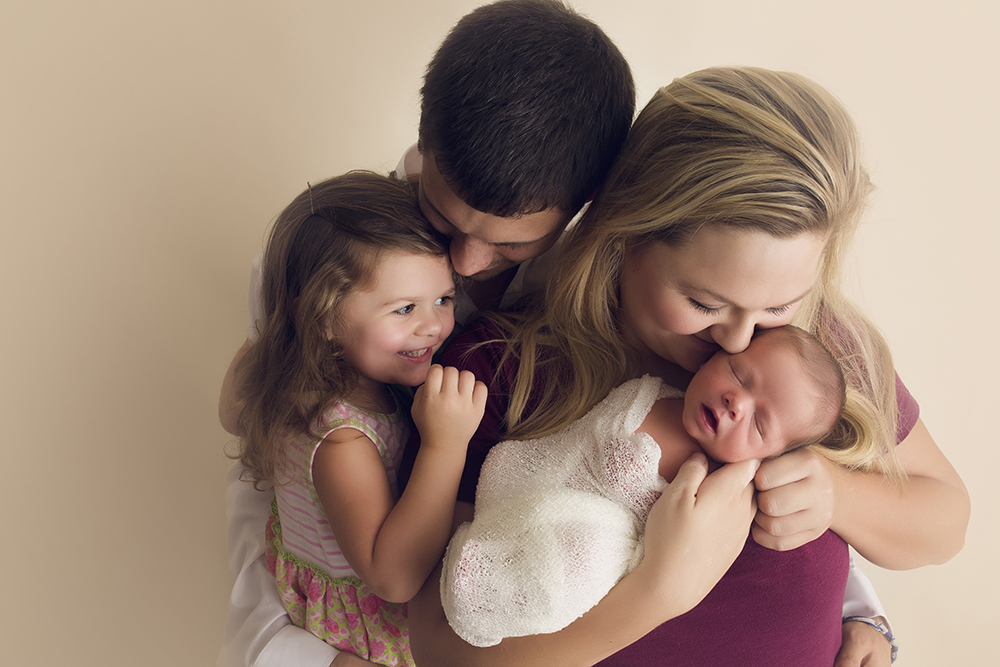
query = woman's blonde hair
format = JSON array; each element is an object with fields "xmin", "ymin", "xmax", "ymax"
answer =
[
  {"xmin": 235, "ymin": 171, "xmax": 448, "ymax": 488},
  {"xmin": 497, "ymin": 67, "xmax": 903, "ymax": 478}
]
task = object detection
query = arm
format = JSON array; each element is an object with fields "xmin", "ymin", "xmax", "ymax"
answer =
[
  {"xmin": 220, "ymin": 251, "xmax": 266, "ymax": 436},
  {"xmin": 835, "ymin": 620, "xmax": 894, "ymax": 667},
  {"xmin": 314, "ymin": 366, "xmax": 485, "ymax": 603},
  {"xmin": 217, "ymin": 462, "xmax": 340, "ymax": 667},
  {"xmin": 753, "ymin": 418, "xmax": 969, "ymax": 569},
  {"xmin": 832, "ymin": 557, "xmax": 894, "ymax": 667},
  {"xmin": 409, "ymin": 455, "xmax": 760, "ymax": 667},
  {"xmin": 829, "ymin": 418, "xmax": 968, "ymax": 568},
  {"xmin": 219, "ymin": 338, "xmax": 251, "ymax": 436}
]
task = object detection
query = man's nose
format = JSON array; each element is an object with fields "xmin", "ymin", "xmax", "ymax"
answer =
[{"xmin": 448, "ymin": 235, "xmax": 496, "ymax": 277}]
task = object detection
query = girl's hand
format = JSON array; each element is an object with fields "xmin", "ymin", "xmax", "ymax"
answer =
[
  {"xmin": 412, "ymin": 364, "xmax": 487, "ymax": 452},
  {"xmin": 752, "ymin": 447, "xmax": 835, "ymax": 551},
  {"xmin": 636, "ymin": 453, "xmax": 759, "ymax": 617}
]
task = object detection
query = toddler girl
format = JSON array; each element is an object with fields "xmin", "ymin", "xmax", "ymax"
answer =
[{"xmin": 235, "ymin": 171, "xmax": 486, "ymax": 666}]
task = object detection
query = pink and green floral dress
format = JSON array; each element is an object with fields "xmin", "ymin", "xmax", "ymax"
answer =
[{"xmin": 265, "ymin": 400, "xmax": 414, "ymax": 666}]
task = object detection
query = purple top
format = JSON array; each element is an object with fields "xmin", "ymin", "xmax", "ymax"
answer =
[{"xmin": 416, "ymin": 317, "xmax": 919, "ymax": 666}]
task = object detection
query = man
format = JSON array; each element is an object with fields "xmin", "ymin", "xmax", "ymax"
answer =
[{"xmin": 218, "ymin": 3, "xmax": 633, "ymax": 666}]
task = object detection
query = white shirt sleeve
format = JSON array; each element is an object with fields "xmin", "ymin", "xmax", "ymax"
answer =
[
  {"xmin": 842, "ymin": 553, "xmax": 893, "ymax": 632},
  {"xmin": 394, "ymin": 143, "xmax": 422, "ymax": 180},
  {"xmin": 216, "ymin": 463, "xmax": 339, "ymax": 667}
]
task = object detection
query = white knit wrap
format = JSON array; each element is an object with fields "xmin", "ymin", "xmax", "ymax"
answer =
[{"xmin": 441, "ymin": 375, "xmax": 679, "ymax": 647}]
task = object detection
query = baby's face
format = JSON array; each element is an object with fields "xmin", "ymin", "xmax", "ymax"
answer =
[{"xmin": 681, "ymin": 335, "xmax": 827, "ymax": 463}]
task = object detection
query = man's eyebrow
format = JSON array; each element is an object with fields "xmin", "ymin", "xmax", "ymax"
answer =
[
  {"xmin": 420, "ymin": 183, "xmax": 555, "ymax": 248},
  {"xmin": 419, "ymin": 185, "xmax": 456, "ymax": 230}
]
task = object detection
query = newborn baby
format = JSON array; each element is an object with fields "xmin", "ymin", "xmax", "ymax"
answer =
[{"xmin": 441, "ymin": 325, "xmax": 846, "ymax": 647}]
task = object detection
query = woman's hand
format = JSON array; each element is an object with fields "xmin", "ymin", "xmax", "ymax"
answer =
[
  {"xmin": 834, "ymin": 620, "xmax": 893, "ymax": 667},
  {"xmin": 752, "ymin": 447, "xmax": 835, "ymax": 551},
  {"xmin": 411, "ymin": 364, "xmax": 487, "ymax": 453},
  {"xmin": 409, "ymin": 455, "xmax": 759, "ymax": 667},
  {"xmin": 637, "ymin": 453, "xmax": 759, "ymax": 615}
]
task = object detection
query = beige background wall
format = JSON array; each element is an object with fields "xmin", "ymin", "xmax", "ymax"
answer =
[{"xmin": 1, "ymin": 1, "xmax": 996, "ymax": 665}]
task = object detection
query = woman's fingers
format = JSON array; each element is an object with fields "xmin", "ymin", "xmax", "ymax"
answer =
[
  {"xmin": 699, "ymin": 458, "xmax": 760, "ymax": 505},
  {"xmin": 637, "ymin": 456, "xmax": 759, "ymax": 617}
]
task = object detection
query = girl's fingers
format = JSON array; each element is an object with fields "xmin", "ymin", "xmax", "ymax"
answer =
[
  {"xmin": 456, "ymin": 368, "xmax": 477, "ymax": 394},
  {"xmin": 422, "ymin": 364, "xmax": 444, "ymax": 392}
]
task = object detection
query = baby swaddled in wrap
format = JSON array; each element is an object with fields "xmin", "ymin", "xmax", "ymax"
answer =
[
  {"xmin": 439, "ymin": 325, "xmax": 852, "ymax": 647},
  {"xmin": 440, "ymin": 376, "xmax": 675, "ymax": 647}
]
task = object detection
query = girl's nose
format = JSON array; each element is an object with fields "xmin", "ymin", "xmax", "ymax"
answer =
[{"xmin": 415, "ymin": 310, "xmax": 444, "ymax": 338}]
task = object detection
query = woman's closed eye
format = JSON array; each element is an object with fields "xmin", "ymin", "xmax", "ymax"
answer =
[{"xmin": 688, "ymin": 298, "xmax": 721, "ymax": 314}]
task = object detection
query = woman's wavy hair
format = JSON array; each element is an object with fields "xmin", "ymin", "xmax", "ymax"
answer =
[
  {"xmin": 496, "ymin": 67, "xmax": 903, "ymax": 478},
  {"xmin": 235, "ymin": 171, "xmax": 448, "ymax": 488}
]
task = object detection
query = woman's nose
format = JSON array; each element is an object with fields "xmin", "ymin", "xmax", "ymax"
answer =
[{"xmin": 712, "ymin": 318, "xmax": 756, "ymax": 354}]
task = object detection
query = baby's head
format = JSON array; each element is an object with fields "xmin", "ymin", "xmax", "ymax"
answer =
[{"xmin": 681, "ymin": 326, "xmax": 845, "ymax": 463}]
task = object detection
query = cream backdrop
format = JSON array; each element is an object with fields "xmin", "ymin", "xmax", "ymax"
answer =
[{"xmin": 1, "ymin": 1, "xmax": 996, "ymax": 665}]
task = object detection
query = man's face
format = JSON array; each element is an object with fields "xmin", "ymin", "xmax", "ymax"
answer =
[{"xmin": 418, "ymin": 152, "xmax": 571, "ymax": 280}]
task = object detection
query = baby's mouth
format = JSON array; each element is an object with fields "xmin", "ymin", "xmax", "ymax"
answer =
[{"xmin": 701, "ymin": 405, "xmax": 718, "ymax": 433}]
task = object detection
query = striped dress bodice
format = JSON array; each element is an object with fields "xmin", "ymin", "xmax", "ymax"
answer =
[{"xmin": 274, "ymin": 399, "xmax": 409, "ymax": 579}]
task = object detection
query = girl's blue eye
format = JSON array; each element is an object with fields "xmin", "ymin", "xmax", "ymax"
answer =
[
  {"xmin": 435, "ymin": 295, "xmax": 453, "ymax": 307},
  {"xmin": 395, "ymin": 304, "xmax": 415, "ymax": 315},
  {"xmin": 689, "ymin": 298, "xmax": 720, "ymax": 314}
]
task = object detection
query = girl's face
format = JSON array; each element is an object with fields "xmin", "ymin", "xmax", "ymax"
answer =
[
  {"xmin": 337, "ymin": 251, "xmax": 456, "ymax": 390},
  {"xmin": 619, "ymin": 226, "xmax": 826, "ymax": 376}
]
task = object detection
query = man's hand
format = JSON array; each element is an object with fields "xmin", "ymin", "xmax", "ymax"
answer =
[{"xmin": 834, "ymin": 619, "xmax": 894, "ymax": 667}]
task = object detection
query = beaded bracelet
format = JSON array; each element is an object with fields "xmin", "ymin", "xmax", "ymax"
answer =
[{"xmin": 843, "ymin": 615, "xmax": 899, "ymax": 664}]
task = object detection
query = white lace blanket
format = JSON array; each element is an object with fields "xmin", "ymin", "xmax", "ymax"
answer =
[{"xmin": 441, "ymin": 375, "xmax": 678, "ymax": 646}]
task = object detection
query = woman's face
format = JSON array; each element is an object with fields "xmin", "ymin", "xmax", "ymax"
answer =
[{"xmin": 619, "ymin": 226, "xmax": 826, "ymax": 375}]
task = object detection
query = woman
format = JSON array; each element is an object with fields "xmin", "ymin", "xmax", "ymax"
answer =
[{"xmin": 407, "ymin": 67, "xmax": 969, "ymax": 666}]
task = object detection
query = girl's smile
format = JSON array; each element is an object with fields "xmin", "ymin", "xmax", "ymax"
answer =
[{"xmin": 337, "ymin": 251, "xmax": 456, "ymax": 392}]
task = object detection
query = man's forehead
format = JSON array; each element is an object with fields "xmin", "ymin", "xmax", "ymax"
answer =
[{"xmin": 419, "ymin": 163, "xmax": 569, "ymax": 246}]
